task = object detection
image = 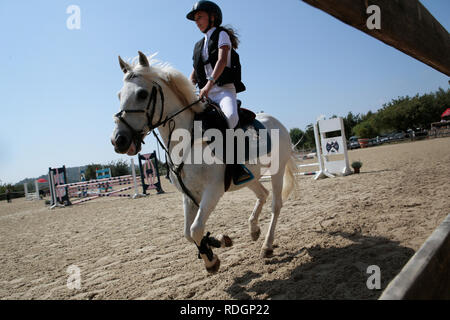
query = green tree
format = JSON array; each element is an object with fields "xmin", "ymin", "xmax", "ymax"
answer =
[
  {"xmin": 303, "ymin": 124, "xmax": 316, "ymax": 150},
  {"xmin": 343, "ymin": 111, "xmax": 362, "ymax": 138},
  {"xmin": 353, "ymin": 120, "xmax": 379, "ymax": 138},
  {"xmin": 289, "ymin": 126, "xmax": 316, "ymax": 151},
  {"xmin": 371, "ymin": 89, "xmax": 450, "ymax": 133},
  {"xmin": 85, "ymin": 164, "xmax": 102, "ymax": 181},
  {"xmin": 1, "ymin": 182, "xmax": 22, "ymax": 201},
  {"xmin": 108, "ymin": 159, "xmax": 130, "ymax": 177},
  {"xmin": 289, "ymin": 128, "xmax": 305, "ymax": 151}
]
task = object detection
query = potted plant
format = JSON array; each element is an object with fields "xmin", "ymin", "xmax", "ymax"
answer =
[{"xmin": 351, "ymin": 161, "xmax": 363, "ymax": 174}]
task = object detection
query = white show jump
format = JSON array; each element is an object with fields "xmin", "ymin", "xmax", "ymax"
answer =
[
  {"xmin": 293, "ymin": 117, "xmax": 352, "ymax": 180},
  {"xmin": 24, "ymin": 180, "xmax": 40, "ymax": 201}
]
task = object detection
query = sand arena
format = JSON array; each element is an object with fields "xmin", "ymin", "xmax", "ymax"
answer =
[{"xmin": 1, "ymin": 137, "xmax": 449, "ymax": 299}]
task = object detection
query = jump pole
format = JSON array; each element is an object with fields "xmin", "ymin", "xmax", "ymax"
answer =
[
  {"xmin": 313, "ymin": 121, "xmax": 336, "ymax": 180},
  {"xmin": 293, "ymin": 122, "xmax": 332, "ymax": 180},
  {"xmin": 49, "ymin": 171, "xmax": 64, "ymax": 209},
  {"xmin": 131, "ymin": 158, "xmax": 146, "ymax": 199},
  {"xmin": 35, "ymin": 180, "xmax": 39, "ymax": 200},
  {"xmin": 297, "ymin": 171, "xmax": 318, "ymax": 176},
  {"xmin": 50, "ymin": 158, "xmax": 146, "ymax": 208}
]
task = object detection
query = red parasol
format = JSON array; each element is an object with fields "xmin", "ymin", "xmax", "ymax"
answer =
[
  {"xmin": 441, "ymin": 108, "xmax": 450, "ymax": 118},
  {"xmin": 37, "ymin": 178, "xmax": 48, "ymax": 183}
]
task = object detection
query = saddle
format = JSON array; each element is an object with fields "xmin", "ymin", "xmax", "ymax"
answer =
[
  {"xmin": 236, "ymin": 100, "xmax": 257, "ymax": 126},
  {"xmin": 194, "ymin": 100, "xmax": 272, "ymax": 191}
]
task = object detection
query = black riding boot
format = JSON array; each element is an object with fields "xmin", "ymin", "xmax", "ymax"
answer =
[
  {"xmin": 230, "ymin": 119, "xmax": 254, "ymax": 185},
  {"xmin": 232, "ymin": 163, "xmax": 254, "ymax": 185}
]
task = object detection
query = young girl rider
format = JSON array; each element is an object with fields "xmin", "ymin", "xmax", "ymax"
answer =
[{"xmin": 186, "ymin": 0, "xmax": 253, "ymax": 185}]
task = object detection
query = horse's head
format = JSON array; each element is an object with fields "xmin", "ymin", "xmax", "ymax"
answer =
[
  {"xmin": 111, "ymin": 51, "xmax": 162, "ymax": 155},
  {"xmin": 112, "ymin": 51, "xmax": 202, "ymax": 156}
]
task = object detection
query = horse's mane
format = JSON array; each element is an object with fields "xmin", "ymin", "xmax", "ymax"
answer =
[{"xmin": 128, "ymin": 53, "xmax": 204, "ymax": 112}]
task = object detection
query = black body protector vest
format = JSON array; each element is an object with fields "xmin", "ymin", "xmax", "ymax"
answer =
[{"xmin": 193, "ymin": 27, "xmax": 246, "ymax": 93}]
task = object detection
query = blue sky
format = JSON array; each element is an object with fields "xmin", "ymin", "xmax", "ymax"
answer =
[{"xmin": 0, "ymin": 0, "xmax": 449, "ymax": 184}]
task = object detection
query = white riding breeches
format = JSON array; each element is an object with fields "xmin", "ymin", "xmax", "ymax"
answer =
[{"xmin": 208, "ymin": 84, "xmax": 239, "ymax": 129}]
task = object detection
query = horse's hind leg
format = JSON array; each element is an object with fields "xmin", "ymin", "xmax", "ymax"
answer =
[
  {"xmin": 247, "ymin": 180, "xmax": 269, "ymax": 241},
  {"xmin": 261, "ymin": 168, "xmax": 285, "ymax": 258}
]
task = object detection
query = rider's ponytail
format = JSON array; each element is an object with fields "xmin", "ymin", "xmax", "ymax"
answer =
[{"xmin": 222, "ymin": 25, "xmax": 240, "ymax": 50}]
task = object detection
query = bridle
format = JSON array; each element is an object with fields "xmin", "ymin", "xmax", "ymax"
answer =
[
  {"xmin": 114, "ymin": 81, "xmax": 164, "ymax": 147},
  {"xmin": 114, "ymin": 80, "xmax": 202, "ymax": 148},
  {"xmin": 113, "ymin": 80, "xmax": 202, "ymax": 207}
]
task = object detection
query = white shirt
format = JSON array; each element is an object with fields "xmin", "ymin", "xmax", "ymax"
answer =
[{"xmin": 202, "ymin": 27, "xmax": 232, "ymax": 78}]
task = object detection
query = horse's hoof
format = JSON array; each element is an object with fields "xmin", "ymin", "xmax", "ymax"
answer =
[
  {"xmin": 222, "ymin": 235, "xmax": 233, "ymax": 247},
  {"xmin": 216, "ymin": 234, "xmax": 232, "ymax": 248},
  {"xmin": 206, "ymin": 256, "xmax": 221, "ymax": 273},
  {"xmin": 260, "ymin": 248, "xmax": 274, "ymax": 258},
  {"xmin": 250, "ymin": 228, "xmax": 261, "ymax": 241}
]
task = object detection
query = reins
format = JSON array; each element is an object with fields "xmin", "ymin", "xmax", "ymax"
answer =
[{"xmin": 152, "ymin": 129, "xmax": 200, "ymax": 208}]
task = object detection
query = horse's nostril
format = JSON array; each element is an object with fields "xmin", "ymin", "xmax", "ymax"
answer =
[
  {"xmin": 116, "ymin": 135, "xmax": 128, "ymax": 147},
  {"xmin": 113, "ymin": 134, "xmax": 132, "ymax": 154}
]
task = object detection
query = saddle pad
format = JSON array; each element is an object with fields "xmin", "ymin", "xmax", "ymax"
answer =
[{"xmin": 238, "ymin": 118, "xmax": 272, "ymax": 162}]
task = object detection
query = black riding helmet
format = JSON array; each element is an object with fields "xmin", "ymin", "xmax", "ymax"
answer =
[{"xmin": 186, "ymin": 0, "xmax": 222, "ymax": 26}]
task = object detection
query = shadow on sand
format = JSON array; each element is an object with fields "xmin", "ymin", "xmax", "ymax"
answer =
[{"xmin": 226, "ymin": 232, "xmax": 415, "ymax": 299}]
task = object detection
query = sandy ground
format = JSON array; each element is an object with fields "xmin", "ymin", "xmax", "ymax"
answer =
[{"xmin": 1, "ymin": 137, "xmax": 449, "ymax": 300}]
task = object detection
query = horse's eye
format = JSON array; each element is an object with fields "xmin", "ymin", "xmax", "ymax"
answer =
[{"xmin": 136, "ymin": 89, "xmax": 148, "ymax": 101}]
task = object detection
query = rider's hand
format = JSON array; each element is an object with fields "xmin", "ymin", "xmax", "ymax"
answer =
[{"xmin": 199, "ymin": 80, "xmax": 214, "ymax": 100}]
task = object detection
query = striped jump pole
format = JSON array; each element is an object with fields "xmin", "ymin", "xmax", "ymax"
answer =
[
  {"xmin": 70, "ymin": 194, "xmax": 101, "ymax": 205},
  {"xmin": 63, "ymin": 176, "xmax": 141, "ymax": 192},
  {"xmin": 70, "ymin": 186, "xmax": 135, "ymax": 205},
  {"xmin": 56, "ymin": 174, "xmax": 137, "ymax": 189},
  {"xmin": 50, "ymin": 157, "xmax": 146, "ymax": 208},
  {"xmin": 97, "ymin": 186, "xmax": 134, "ymax": 197},
  {"xmin": 296, "ymin": 171, "xmax": 318, "ymax": 176}
]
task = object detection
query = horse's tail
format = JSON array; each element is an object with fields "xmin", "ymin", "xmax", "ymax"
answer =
[{"xmin": 282, "ymin": 153, "xmax": 298, "ymax": 201}]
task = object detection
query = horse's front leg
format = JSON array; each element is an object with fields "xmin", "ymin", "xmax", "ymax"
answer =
[
  {"xmin": 190, "ymin": 186, "xmax": 224, "ymax": 273},
  {"xmin": 184, "ymin": 194, "xmax": 230, "ymax": 246},
  {"xmin": 183, "ymin": 194, "xmax": 197, "ymax": 244}
]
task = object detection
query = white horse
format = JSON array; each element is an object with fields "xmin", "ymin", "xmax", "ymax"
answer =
[{"xmin": 111, "ymin": 52, "xmax": 297, "ymax": 273}]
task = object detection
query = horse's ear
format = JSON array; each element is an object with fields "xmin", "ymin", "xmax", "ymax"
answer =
[
  {"xmin": 138, "ymin": 51, "xmax": 149, "ymax": 68},
  {"xmin": 118, "ymin": 56, "xmax": 131, "ymax": 74}
]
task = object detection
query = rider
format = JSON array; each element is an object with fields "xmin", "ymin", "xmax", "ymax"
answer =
[{"xmin": 187, "ymin": 0, "xmax": 253, "ymax": 185}]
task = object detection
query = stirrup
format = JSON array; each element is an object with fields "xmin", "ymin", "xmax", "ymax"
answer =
[{"xmin": 233, "ymin": 164, "xmax": 254, "ymax": 185}]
